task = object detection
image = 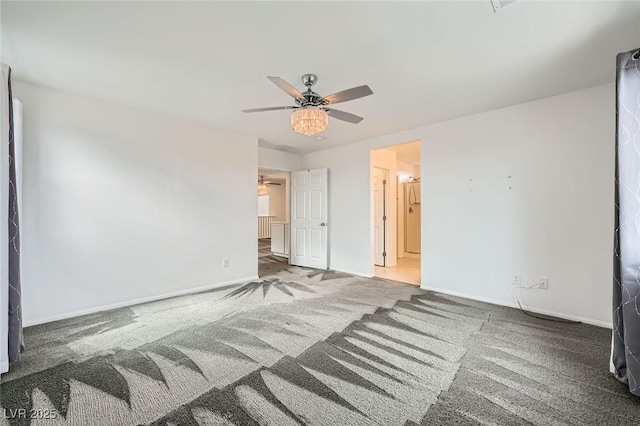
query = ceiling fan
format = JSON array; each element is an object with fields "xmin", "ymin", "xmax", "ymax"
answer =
[
  {"xmin": 242, "ymin": 74, "xmax": 373, "ymax": 136},
  {"xmin": 258, "ymin": 175, "xmax": 281, "ymax": 186},
  {"xmin": 258, "ymin": 175, "xmax": 280, "ymax": 195}
]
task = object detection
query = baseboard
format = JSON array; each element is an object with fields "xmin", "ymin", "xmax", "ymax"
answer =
[
  {"xmin": 420, "ymin": 284, "xmax": 612, "ymax": 329},
  {"xmin": 24, "ymin": 276, "xmax": 258, "ymax": 327},
  {"xmin": 1, "ymin": 360, "xmax": 8, "ymax": 374},
  {"xmin": 336, "ymin": 269, "xmax": 374, "ymax": 279}
]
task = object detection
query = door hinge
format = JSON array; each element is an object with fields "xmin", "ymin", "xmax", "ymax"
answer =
[
  {"xmin": 383, "ymin": 215, "xmax": 387, "ymax": 221},
  {"xmin": 383, "ymin": 179, "xmax": 387, "ymax": 185},
  {"xmin": 383, "ymin": 252, "xmax": 387, "ymax": 257}
]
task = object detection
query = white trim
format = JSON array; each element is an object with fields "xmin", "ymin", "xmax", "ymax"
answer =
[
  {"xmin": 24, "ymin": 276, "xmax": 258, "ymax": 327},
  {"xmin": 1, "ymin": 360, "xmax": 8, "ymax": 374},
  {"xmin": 420, "ymin": 284, "xmax": 612, "ymax": 329}
]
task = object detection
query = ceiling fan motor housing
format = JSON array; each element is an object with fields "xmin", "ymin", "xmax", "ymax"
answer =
[
  {"xmin": 296, "ymin": 92, "xmax": 327, "ymax": 108},
  {"xmin": 302, "ymin": 73, "xmax": 318, "ymax": 87},
  {"xmin": 294, "ymin": 74, "xmax": 326, "ymax": 107}
]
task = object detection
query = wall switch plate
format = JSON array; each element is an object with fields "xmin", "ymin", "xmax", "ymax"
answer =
[
  {"xmin": 222, "ymin": 258, "xmax": 230, "ymax": 268},
  {"xmin": 512, "ymin": 274, "xmax": 521, "ymax": 286},
  {"xmin": 538, "ymin": 278, "xmax": 548, "ymax": 290}
]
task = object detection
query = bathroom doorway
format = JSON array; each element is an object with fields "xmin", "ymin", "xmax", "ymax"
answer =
[{"xmin": 371, "ymin": 140, "xmax": 421, "ymax": 285}]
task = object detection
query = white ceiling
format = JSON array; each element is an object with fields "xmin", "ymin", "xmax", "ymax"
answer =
[{"xmin": 3, "ymin": 1, "xmax": 639, "ymax": 154}]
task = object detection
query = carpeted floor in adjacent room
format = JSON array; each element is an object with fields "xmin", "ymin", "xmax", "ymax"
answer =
[
  {"xmin": 1, "ymin": 266, "xmax": 639, "ymax": 425},
  {"xmin": 258, "ymin": 238, "xmax": 289, "ymax": 277}
]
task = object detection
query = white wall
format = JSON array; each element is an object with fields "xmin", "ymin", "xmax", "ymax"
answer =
[
  {"xmin": 15, "ymin": 82, "xmax": 259, "ymax": 325},
  {"xmin": 257, "ymin": 194, "xmax": 270, "ymax": 217},
  {"xmin": 303, "ymin": 84, "xmax": 614, "ymax": 327},
  {"xmin": 302, "ymin": 143, "xmax": 371, "ymax": 276},
  {"xmin": 258, "ymin": 147, "xmax": 301, "ymax": 172},
  {"xmin": 268, "ymin": 183, "xmax": 287, "ymax": 222}
]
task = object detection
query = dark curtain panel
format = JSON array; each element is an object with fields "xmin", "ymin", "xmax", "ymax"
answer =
[
  {"xmin": 613, "ymin": 48, "xmax": 640, "ymax": 397},
  {"xmin": 7, "ymin": 66, "xmax": 23, "ymax": 362}
]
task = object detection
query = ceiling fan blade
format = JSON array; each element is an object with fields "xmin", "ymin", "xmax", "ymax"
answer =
[
  {"xmin": 325, "ymin": 108, "xmax": 364, "ymax": 124},
  {"xmin": 267, "ymin": 182, "xmax": 282, "ymax": 186},
  {"xmin": 242, "ymin": 106, "xmax": 297, "ymax": 113},
  {"xmin": 323, "ymin": 85, "xmax": 373, "ymax": 104},
  {"xmin": 267, "ymin": 76, "xmax": 305, "ymax": 100}
]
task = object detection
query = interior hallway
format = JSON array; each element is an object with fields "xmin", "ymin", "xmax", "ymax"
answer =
[{"xmin": 258, "ymin": 238, "xmax": 288, "ymax": 277}]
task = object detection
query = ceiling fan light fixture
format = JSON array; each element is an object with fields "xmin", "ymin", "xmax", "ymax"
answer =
[
  {"xmin": 258, "ymin": 182, "xmax": 270, "ymax": 195},
  {"xmin": 291, "ymin": 107, "xmax": 328, "ymax": 136}
]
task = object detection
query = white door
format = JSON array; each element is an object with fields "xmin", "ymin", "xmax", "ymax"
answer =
[
  {"xmin": 290, "ymin": 168, "xmax": 328, "ymax": 269},
  {"xmin": 373, "ymin": 168, "xmax": 387, "ymax": 266}
]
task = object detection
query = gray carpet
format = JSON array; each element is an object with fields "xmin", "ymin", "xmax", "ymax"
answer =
[
  {"xmin": 1, "ymin": 266, "xmax": 638, "ymax": 425},
  {"xmin": 258, "ymin": 238, "xmax": 289, "ymax": 277}
]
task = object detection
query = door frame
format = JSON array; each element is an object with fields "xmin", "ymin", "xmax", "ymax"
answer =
[
  {"xmin": 373, "ymin": 167, "xmax": 389, "ymax": 267},
  {"xmin": 370, "ymin": 158, "xmax": 398, "ymax": 273}
]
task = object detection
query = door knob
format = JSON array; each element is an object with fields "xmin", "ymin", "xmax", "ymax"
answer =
[{"xmin": 320, "ymin": 222, "xmax": 327, "ymax": 226}]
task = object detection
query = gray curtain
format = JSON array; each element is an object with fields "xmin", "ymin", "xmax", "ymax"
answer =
[
  {"xmin": 7, "ymin": 66, "xmax": 23, "ymax": 363},
  {"xmin": 612, "ymin": 48, "xmax": 640, "ymax": 397}
]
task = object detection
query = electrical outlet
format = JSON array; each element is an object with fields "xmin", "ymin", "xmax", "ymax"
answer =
[
  {"xmin": 538, "ymin": 278, "xmax": 548, "ymax": 290},
  {"xmin": 512, "ymin": 274, "xmax": 521, "ymax": 286},
  {"xmin": 222, "ymin": 258, "xmax": 230, "ymax": 268}
]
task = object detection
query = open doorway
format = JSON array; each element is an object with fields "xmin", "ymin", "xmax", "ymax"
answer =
[
  {"xmin": 371, "ymin": 140, "xmax": 421, "ymax": 285},
  {"xmin": 257, "ymin": 169, "xmax": 290, "ymax": 277}
]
